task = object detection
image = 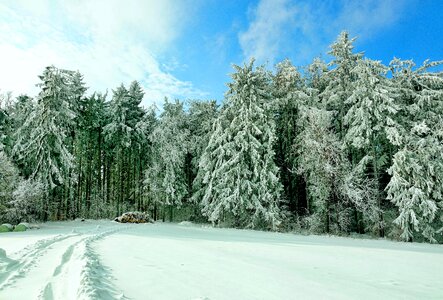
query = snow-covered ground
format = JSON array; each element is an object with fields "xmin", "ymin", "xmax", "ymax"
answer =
[{"xmin": 1, "ymin": 221, "xmax": 442, "ymax": 300}]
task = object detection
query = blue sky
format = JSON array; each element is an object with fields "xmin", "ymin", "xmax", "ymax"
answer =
[{"xmin": 0, "ymin": 0, "xmax": 442, "ymax": 106}]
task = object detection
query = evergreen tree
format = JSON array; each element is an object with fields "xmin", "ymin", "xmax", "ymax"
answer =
[
  {"xmin": 189, "ymin": 100, "xmax": 218, "ymax": 206},
  {"xmin": 104, "ymin": 82, "xmax": 146, "ymax": 215},
  {"xmin": 306, "ymin": 58, "xmax": 329, "ymax": 92},
  {"xmin": 0, "ymin": 150, "xmax": 19, "ymax": 221},
  {"xmin": 145, "ymin": 99, "xmax": 189, "ymax": 221},
  {"xmin": 127, "ymin": 81, "xmax": 149, "ymax": 211},
  {"xmin": 386, "ymin": 59, "xmax": 443, "ymax": 242},
  {"xmin": 0, "ymin": 94, "xmax": 9, "ymax": 151},
  {"xmin": 296, "ymin": 103, "xmax": 350, "ymax": 233},
  {"xmin": 5, "ymin": 95, "xmax": 37, "ymax": 177},
  {"xmin": 344, "ymin": 58, "xmax": 400, "ymax": 235},
  {"xmin": 322, "ymin": 31, "xmax": 363, "ymax": 139},
  {"xmin": 75, "ymin": 92, "xmax": 108, "ymax": 217},
  {"xmin": 199, "ymin": 60, "xmax": 282, "ymax": 229},
  {"xmin": 273, "ymin": 59, "xmax": 308, "ymax": 214},
  {"xmin": 13, "ymin": 66, "xmax": 80, "ymax": 220}
]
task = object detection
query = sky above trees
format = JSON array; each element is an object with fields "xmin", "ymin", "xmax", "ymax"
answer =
[{"xmin": 0, "ymin": 0, "xmax": 442, "ymax": 106}]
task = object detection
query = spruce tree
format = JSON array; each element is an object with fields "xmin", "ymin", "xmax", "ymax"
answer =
[
  {"xmin": 0, "ymin": 150, "xmax": 19, "ymax": 221},
  {"xmin": 189, "ymin": 100, "xmax": 219, "ymax": 206},
  {"xmin": 296, "ymin": 103, "xmax": 350, "ymax": 233},
  {"xmin": 199, "ymin": 60, "xmax": 282, "ymax": 229},
  {"xmin": 13, "ymin": 66, "xmax": 79, "ymax": 220},
  {"xmin": 322, "ymin": 31, "xmax": 363, "ymax": 139},
  {"xmin": 344, "ymin": 58, "xmax": 400, "ymax": 235},
  {"xmin": 273, "ymin": 59, "xmax": 308, "ymax": 214},
  {"xmin": 145, "ymin": 99, "xmax": 189, "ymax": 221},
  {"xmin": 386, "ymin": 59, "xmax": 443, "ymax": 242}
]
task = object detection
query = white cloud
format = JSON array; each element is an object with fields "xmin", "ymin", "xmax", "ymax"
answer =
[
  {"xmin": 239, "ymin": 0, "xmax": 298, "ymax": 63},
  {"xmin": 0, "ymin": 0, "xmax": 206, "ymax": 107},
  {"xmin": 334, "ymin": 1, "xmax": 405, "ymax": 38},
  {"xmin": 239, "ymin": 0, "xmax": 409, "ymax": 65}
]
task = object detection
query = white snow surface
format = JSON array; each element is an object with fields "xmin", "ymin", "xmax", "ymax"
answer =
[{"xmin": 0, "ymin": 220, "xmax": 442, "ymax": 300}]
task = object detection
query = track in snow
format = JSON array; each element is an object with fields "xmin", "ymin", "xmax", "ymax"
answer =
[
  {"xmin": 0, "ymin": 223, "xmax": 128, "ymax": 300},
  {"xmin": 2, "ymin": 221, "xmax": 443, "ymax": 300}
]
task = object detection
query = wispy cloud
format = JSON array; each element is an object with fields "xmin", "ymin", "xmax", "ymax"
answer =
[
  {"xmin": 0, "ymin": 0, "xmax": 207, "ymax": 107},
  {"xmin": 239, "ymin": 0, "xmax": 299, "ymax": 64},
  {"xmin": 239, "ymin": 0, "xmax": 410, "ymax": 65}
]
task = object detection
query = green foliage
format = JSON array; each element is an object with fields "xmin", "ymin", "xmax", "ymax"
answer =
[
  {"xmin": 0, "ymin": 224, "xmax": 13, "ymax": 232},
  {"xmin": 13, "ymin": 223, "xmax": 28, "ymax": 232}
]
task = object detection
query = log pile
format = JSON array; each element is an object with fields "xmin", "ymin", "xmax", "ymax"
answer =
[{"xmin": 114, "ymin": 212, "xmax": 153, "ymax": 224}]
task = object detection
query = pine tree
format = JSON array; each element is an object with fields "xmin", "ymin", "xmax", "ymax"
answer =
[
  {"xmin": 127, "ymin": 81, "xmax": 148, "ymax": 212},
  {"xmin": 145, "ymin": 99, "xmax": 189, "ymax": 221},
  {"xmin": 75, "ymin": 92, "xmax": 108, "ymax": 218},
  {"xmin": 199, "ymin": 60, "xmax": 282, "ymax": 229},
  {"xmin": 322, "ymin": 31, "xmax": 363, "ymax": 139},
  {"xmin": 1, "ymin": 95, "xmax": 35, "ymax": 178},
  {"xmin": 0, "ymin": 150, "xmax": 20, "ymax": 221},
  {"xmin": 273, "ymin": 59, "xmax": 308, "ymax": 214},
  {"xmin": 296, "ymin": 103, "xmax": 350, "ymax": 233},
  {"xmin": 13, "ymin": 66, "xmax": 79, "ymax": 220},
  {"xmin": 386, "ymin": 59, "xmax": 443, "ymax": 242},
  {"xmin": 344, "ymin": 58, "xmax": 400, "ymax": 235},
  {"xmin": 0, "ymin": 94, "xmax": 9, "ymax": 152},
  {"xmin": 306, "ymin": 57, "xmax": 329, "ymax": 92},
  {"xmin": 104, "ymin": 83, "xmax": 146, "ymax": 215},
  {"xmin": 104, "ymin": 84, "xmax": 133, "ymax": 150},
  {"xmin": 189, "ymin": 100, "xmax": 218, "ymax": 206},
  {"xmin": 103, "ymin": 86, "xmax": 131, "ymax": 216}
]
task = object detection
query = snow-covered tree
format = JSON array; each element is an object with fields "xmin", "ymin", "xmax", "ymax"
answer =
[
  {"xmin": 0, "ymin": 150, "xmax": 19, "ymax": 221},
  {"xmin": 188, "ymin": 100, "xmax": 218, "ymax": 170},
  {"xmin": 7, "ymin": 179, "xmax": 44, "ymax": 224},
  {"xmin": 145, "ymin": 99, "xmax": 189, "ymax": 220},
  {"xmin": 306, "ymin": 57, "xmax": 329, "ymax": 92},
  {"xmin": 103, "ymin": 82, "xmax": 147, "ymax": 215},
  {"xmin": 345, "ymin": 59, "xmax": 400, "ymax": 149},
  {"xmin": 322, "ymin": 31, "xmax": 363, "ymax": 139},
  {"xmin": 6, "ymin": 95, "xmax": 34, "ymax": 153},
  {"xmin": 0, "ymin": 99, "xmax": 8, "ymax": 151},
  {"xmin": 386, "ymin": 59, "xmax": 443, "ymax": 242},
  {"xmin": 273, "ymin": 59, "xmax": 309, "ymax": 213},
  {"xmin": 189, "ymin": 100, "xmax": 218, "ymax": 205},
  {"xmin": 199, "ymin": 60, "xmax": 282, "ymax": 229},
  {"xmin": 132, "ymin": 107, "xmax": 156, "ymax": 211},
  {"xmin": 296, "ymin": 104, "xmax": 350, "ymax": 233},
  {"xmin": 13, "ymin": 66, "xmax": 80, "ymax": 220},
  {"xmin": 344, "ymin": 58, "xmax": 401, "ymax": 235},
  {"xmin": 104, "ymin": 81, "xmax": 145, "ymax": 150},
  {"xmin": 74, "ymin": 92, "xmax": 108, "ymax": 218},
  {"xmin": 104, "ymin": 84, "xmax": 133, "ymax": 150}
]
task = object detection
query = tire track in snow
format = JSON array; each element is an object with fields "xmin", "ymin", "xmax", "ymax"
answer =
[
  {"xmin": 0, "ymin": 233, "xmax": 80, "ymax": 290},
  {"xmin": 38, "ymin": 226, "xmax": 129, "ymax": 300}
]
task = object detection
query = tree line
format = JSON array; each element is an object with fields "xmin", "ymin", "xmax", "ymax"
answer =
[{"xmin": 0, "ymin": 32, "xmax": 442, "ymax": 242}]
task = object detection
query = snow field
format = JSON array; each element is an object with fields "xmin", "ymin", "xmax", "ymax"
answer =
[
  {"xmin": 97, "ymin": 223, "xmax": 443, "ymax": 300},
  {"xmin": 0, "ymin": 221, "xmax": 127, "ymax": 299},
  {"xmin": 1, "ymin": 221, "xmax": 442, "ymax": 300}
]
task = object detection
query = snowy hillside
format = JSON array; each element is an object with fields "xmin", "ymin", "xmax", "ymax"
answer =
[{"xmin": 1, "ymin": 221, "xmax": 442, "ymax": 300}]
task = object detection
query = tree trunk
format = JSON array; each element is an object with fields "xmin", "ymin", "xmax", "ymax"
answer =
[{"xmin": 372, "ymin": 139, "xmax": 384, "ymax": 238}]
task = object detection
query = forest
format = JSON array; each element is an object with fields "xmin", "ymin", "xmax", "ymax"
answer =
[{"xmin": 0, "ymin": 31, "xmax": 442, "ymax": 243}]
